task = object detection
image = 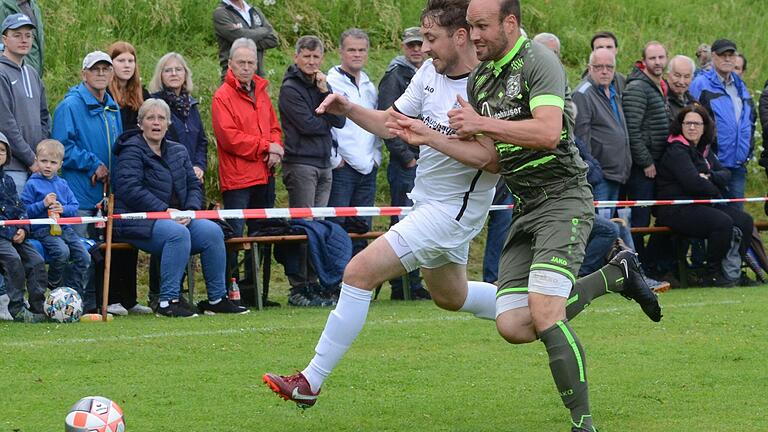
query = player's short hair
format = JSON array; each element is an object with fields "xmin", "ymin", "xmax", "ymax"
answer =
[
  {"xmin": 339, "ymin": 28, "xmax": 369, "ymax": 49},
  {"xmin": 590, "ymin": 31, "xmax": 619, "ymax": 50},
  {"xmin": 499, "ymin": 0, "xmax": 521, "ymax": 23},
  {"xmin": 295, "ymin": 35, "xmax": 324, "ymax": 54},
  {"xmin": 36, "ymin": 139, "xmax": 65, "ymax": 161},
  {"xmin": 420, "ymin": 0, "xmax": 470, "ymax": 35}
]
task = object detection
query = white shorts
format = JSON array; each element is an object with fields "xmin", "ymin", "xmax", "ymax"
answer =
[{"xmin": 384, "ymin": 201, "xmax": 484, "ymax": 272}]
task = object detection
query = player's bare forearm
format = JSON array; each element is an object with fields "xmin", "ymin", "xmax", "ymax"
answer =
[
  {"xmin": 478, "ymin": 106, "xmax": 563, "ymax": 151},
  {"xmin": 346, "ymin": 105, "xmax": 396, "ymax": 139},
  {"xmin": 429, "ymin": 134, "xmax": 500, "ymax": 173}
]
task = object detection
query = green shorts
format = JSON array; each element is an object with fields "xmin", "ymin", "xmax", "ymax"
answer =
[{"xmin": 496, "ymin": 182, "xmax": 594, "ymax": 298}]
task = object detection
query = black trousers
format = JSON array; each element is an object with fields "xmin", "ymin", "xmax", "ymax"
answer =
[{"xmin": 656, "ymin": 204, "xmax": 753, "ymax": 267}]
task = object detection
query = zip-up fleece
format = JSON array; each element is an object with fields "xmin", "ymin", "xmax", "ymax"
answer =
[
  {"xmin": 52, "ymin": 83, "xmax": 122, "ymax": 209},
  {"xmin": 0, "ymin": 55, "xmax": 50, "ymax": 170}
]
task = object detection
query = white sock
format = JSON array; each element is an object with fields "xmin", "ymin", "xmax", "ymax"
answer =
[
  {"xmin": 159, "ymin": 301, "xmax": 169, "ymax": 308},
  {"xmin": 302, "ymin": 283, "xmax": 372, "ymax": 393},
  {"xmin": 459, "ymin": 281, "xmax": 497, "ymax": 320},
  {"xmin": 209, "ymin": 298, "xmax": 222, "ymax": 305}
]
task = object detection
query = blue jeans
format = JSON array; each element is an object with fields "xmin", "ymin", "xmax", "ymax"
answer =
[
  {"xmin": 726, "ymin": 165, "xmax": 746, "ymax": 210},
  {"xmin": 580, "ymin": 214, "xmax": 620, "ymax": 276},
  {"xmin": 625, "ymin": 165, "xmax": 655, "ymax": 262},
  {"xmin": 222, "ymin": 178, "xmax": 276, "ymax": 282},
  {"xmin": 36, "ymin": 228, "xmax": 91, "ymax": 293},
  {"xmin": 592, "ymin": 178, "xmax": 621, "ymax": 219},
  {"xmin": 128, "ymin": 219, "xmax": 227, "ymax": 302},
  {"xmin": 328, "ymin": 164, "xmax": 378, "ymax": 254},
  {"xmin": 387, "ymin": 161, "xmax": 423, "ymax": 292},
  {"xmin": 483, "ymin": 189, "xmax": 513, "ymax": 283}
]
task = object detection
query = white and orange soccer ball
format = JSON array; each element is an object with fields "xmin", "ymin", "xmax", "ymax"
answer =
[{"xmin": 65, "ymin": 396, "xmax": 125, "ymax": 432}]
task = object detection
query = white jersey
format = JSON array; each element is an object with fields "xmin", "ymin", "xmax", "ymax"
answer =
[{"xmin": 393, "ymin": 59, "xmax": 498, "ymax": 229}]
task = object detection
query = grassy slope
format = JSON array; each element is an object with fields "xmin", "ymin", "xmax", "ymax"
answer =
[{"xmin": 0, "ymin": 288, "xmax": 767, "ymax": 430}]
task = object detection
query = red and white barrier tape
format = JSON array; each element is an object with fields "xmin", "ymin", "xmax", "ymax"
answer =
[{"xmin": 0, "ymin": 197, "xmax": 765, "ymax": 226}]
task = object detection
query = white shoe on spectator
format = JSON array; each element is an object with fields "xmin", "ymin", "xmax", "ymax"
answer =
[
  {"xmin": 107, "ymin": 303, "xmax": 129, "ymax": 316},
  {"xmin": 0, "ymin": 294, "xmax": 13, "ymax": 321},
  {"xmin": 128, "ymin": 304, "xmax": 153, "ymax": 314}
]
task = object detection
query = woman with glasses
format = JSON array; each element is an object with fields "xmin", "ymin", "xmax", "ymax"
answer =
[
  {"xmin": 148, "ymin": 53, "xmax": 208, "ymax": 184},
  {"xmin": 655, "ymin": 103, "xmax": 753, "ymax": 286}
]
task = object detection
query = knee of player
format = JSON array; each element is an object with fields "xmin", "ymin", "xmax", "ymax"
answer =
[
  {"xmin": 342, "ymin": 258, "xmax": 377, "ymax": 290},
  {"xmin": 496, "ymin": 323, "xmax": 536, "ymax": 344},
  {"xmin": 430, "ymin": 291, "xmax": 463, "ymax": 312}
]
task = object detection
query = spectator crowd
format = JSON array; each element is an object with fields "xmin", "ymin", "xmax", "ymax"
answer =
[{"xmin": 0, "ymin": 0, "xmax": 766, "ymax": 322}]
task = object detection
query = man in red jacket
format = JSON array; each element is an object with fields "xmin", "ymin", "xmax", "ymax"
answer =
[{"xmin": 212, "ymin": 37, "xmax": 283, "ymax": 288}]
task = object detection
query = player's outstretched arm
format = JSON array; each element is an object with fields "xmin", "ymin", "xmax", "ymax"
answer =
[
  {"xmin": 387, "ymin": 112, "xmax": 500, "ymax": 173},
  {"xmin": 316, "ymin": 93, "xmax": 396, "ymax": 139}
]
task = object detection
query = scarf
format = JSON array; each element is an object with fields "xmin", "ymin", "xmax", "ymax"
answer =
[{"xmin": 158, "ymin": 89, "xmax": 192, "ymax": 119}]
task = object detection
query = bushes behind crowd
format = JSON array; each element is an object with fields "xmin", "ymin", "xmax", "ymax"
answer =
[{"xmin": 36, "ymin": 0, "xmax": 768, "ymax": 212}]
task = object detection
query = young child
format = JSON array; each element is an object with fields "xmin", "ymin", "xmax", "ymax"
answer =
[
  {"xmin": 0, "ymin": 132, "xmax": 48, "ymax": 322},
  {"xmin": 21, "ymin": 139, "xmax": 91, "ymax": 302}
]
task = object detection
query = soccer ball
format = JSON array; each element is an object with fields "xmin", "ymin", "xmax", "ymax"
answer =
[
  {"xmin": 65, "ymin": 396, "xmax": 125, "ymax": 432},
  {"xmin": 45, "ymin": 287, "xmax": 83, "ymax": 323}
]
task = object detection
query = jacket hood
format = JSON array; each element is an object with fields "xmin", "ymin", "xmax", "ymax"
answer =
[
  {"xmin": 385, "ymin": 55, "xmax": 418, "ymax": 73},
  {"xmin": 668, "ymin": 134, "xmax": 710, "ymax": 157},
  {"xmin": 0, "ymin": 55, "xmax": 23, "ymax": 71},
  {"xmin": 282, "ymin": 64, "xmax": 314, "ymax": 87},
  {"xmin": 113, "ymin": 128, "xmax": 146, "ymax": 156},
  {"xmin": 64, "ymin": 82, "xmax": 120, "ymax": 113}
]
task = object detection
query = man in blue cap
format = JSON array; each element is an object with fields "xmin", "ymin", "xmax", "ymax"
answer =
[
  {"xmin": 0, "ymin": 1, "xmax": 43, "ymax": 74},
  {"xmin": 0, "ymin": 13, "xmax": 49, "ymax": 195}
]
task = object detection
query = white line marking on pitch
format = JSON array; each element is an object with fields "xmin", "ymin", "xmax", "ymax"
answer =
[{"xmin": 0, "ymin": 299, "xmax": 746, "ymax": 349}]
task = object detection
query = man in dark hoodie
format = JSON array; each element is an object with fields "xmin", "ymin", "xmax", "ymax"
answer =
[
  {"xmin": 0, "ymin": 13, "xmax": 49, "ymax": 195},
  {"xmin": 278, "ymin": 35, "xmax": 346, "ymax": 306},
  {"xmin": 621, "ymin": 41, "xmax": 669, "ymax": 261},
  {"xmin": 0, "ymin": 131, "xmax": 47, "ymax": 322},
  {"xmin": 377, "ymin": 27, "xmax": 430, "ymax": 301}
]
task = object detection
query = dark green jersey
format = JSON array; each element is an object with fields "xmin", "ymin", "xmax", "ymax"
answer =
[{"xmin": 468, "ymin": 37, "xmax": 587, "ymax": 197}]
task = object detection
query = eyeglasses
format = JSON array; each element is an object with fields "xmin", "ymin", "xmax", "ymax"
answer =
[
  {"xmin": 683, "ymin": 121, "xmax": 704, "ymax": 128},
  {"xmin": 590, "ymin": 64, "xmax": 615, "ymax": 71},
  {"xmin": 89, "ymin": 66, "xmax": 113, "ymax": 75},
  {"xmin": 162, "ymin": 66, "xmax": 185, "ymax": 75}
]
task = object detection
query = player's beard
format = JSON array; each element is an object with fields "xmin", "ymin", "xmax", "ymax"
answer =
[{"xmin": 478, "ymin": 31, "xmax": 509, "ymax": 62}]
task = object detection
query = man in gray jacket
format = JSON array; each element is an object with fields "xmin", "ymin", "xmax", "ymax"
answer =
[
  {"xmin": 573, "ymin": 48, "xmax": 631, "ymax": 219},
  {"xmin": 0, "ymin": 13, "xmax": 49, "ymax": 194},
  {"xmin": 213, "ymin": 0, "xmax": 278, "ymax": 80}
]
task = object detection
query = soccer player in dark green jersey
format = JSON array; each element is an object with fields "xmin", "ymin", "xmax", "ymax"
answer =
[{"xmin": 388, "ymin": 0, "xmax": 662, "ymax": 430}]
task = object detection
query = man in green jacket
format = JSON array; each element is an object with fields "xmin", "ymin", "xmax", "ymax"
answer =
[
  {"xmin": 212, "ymin": 0, "xmax": 278, "ymax": 80},
  {"xmin": 0, "ymin": 0, "xmax": 43, "ymax": 75}
]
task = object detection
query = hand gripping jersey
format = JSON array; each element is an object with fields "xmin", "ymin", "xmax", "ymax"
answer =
[
  {"xmin": 393, "ymin": 58, "xmax": 498, "ymax": 229},
  {"xmin": 467, "ymin": 37, "xmax": 587, "ymax": 202}
]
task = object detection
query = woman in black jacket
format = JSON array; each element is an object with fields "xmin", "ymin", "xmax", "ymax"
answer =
[
  {"xmin": 113, "ymin": 99, "xmax": 248, "ymax": 317},
  {"xmin": 655, "ymin": 104, "xmax": 753, "ymax": 286}
]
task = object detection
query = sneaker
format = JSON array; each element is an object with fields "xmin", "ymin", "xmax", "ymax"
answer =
[
  {"xmin": 13, "ymin": 307, "xmax": 48, "ymax": 323},
  {"xmin": 156, "ymin": 300, "xmax": 198, "ymax": 318},
  {"xmin": 288, "ymin": 286, "xmax": 334, "ymax": 307},
  {"xmin": 127, "ymin": 303, "xmax": 153, "ymax": 314},
  {"xmin": 0, "ymin": 294, "xmax": 13, "ymax": 321},
  {"xmin": 197, "ymin": 298, "xmax": 250, "ymax": 315},
  {"xmin": 644, "ymin": 276, "xmax": 671, "ymax": 293},
  {"xmin": 411, "ymin": 288, "xmax": 432, "ymax": 301},
  {"xmin": 107, "ymin": 303, "xmax": 129, "ymax": 316},
  {"xmin": 605, "ymin": 237, "xmax": 631, "ymax": 262},
  {"xmin": 609, "ymin": 250, "xmax": 663, "ymax": 322},
  {"xmin": 263, "ymin": 372, "xmax": 319, "ymax": 409}
]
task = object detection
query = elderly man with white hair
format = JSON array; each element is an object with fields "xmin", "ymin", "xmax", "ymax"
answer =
[{"xmin": 665, "ymin": 54, "xmax": 697, "ymax": 120}]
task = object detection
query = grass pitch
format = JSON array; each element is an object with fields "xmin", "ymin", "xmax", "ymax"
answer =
[{"xmin": 1, "ymin": 286, "xmax": 766, "ymax": 431}]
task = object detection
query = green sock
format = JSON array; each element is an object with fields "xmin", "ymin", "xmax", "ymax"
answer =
[
  {"xmin": 539, "ymin": 320, "xmax": 594, "ymax": 431},
  {"xmin": 566, "ymin": 262, "xmax": 625, "ymax": 320}
]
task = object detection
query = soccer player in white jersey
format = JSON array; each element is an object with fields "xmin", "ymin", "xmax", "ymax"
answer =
[{"xmin": 263, "ymin": 0, "xmax": 501, "ymax": 408}]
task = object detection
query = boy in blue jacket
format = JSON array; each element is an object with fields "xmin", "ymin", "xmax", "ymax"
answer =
[
  {"xmin": 21, "ymin": 139, "xmax": 90, "ymax": 299},
  {"xmin": 0, "ymin": 132, "xmax": 47, "ymax": 322}
]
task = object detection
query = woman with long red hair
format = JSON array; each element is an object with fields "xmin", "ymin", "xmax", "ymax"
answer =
[{"xmin": 107, "ymin": 41, "xmax": 149, "ymax": 131}]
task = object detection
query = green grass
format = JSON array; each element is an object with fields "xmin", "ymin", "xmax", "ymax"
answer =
[{"xmin": 1, "ymin": 287, "xmax": 767, "ymax": 430}]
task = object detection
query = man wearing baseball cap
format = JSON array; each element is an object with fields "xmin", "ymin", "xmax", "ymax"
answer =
[
  {"xmin": 690, "ymin": 39, "xmax": 756, "ymax": 210},
  {"xmin": 0, "ymin": 0, "xmax": 44, "ymax": 74},
  {"xmin": 377, "ymin": 26, "xmax": 429, "ymax": 301},
  {"xmin": 52, "ymin": 50, "xmax": 122, "ymax": 237},
  {"xmin": 0, "ymin": 13, "xmax": 49, "ymax": 195}
]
